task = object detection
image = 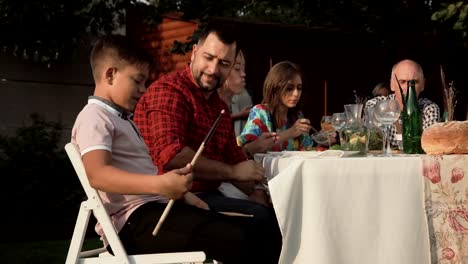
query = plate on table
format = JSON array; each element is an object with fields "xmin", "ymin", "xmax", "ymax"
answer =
[
  {"xmin": 342, "ymin": 151, "xmax": 361, "ymax": 157},
  {"xmin": 266, "ymin": 151, "xmax": 284, "ymax": 157},
  {"xmin": 282, "ymin": 151, "xmax": 320, "ymax": 157},
  {"xmin": 317, "ymin": 150, "xmax": 360, "ymax": 158}
]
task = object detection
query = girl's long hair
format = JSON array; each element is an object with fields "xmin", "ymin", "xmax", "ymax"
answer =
[{"xmin": 262, "ymin": 61, "xmax": 303, "ymax": 131}]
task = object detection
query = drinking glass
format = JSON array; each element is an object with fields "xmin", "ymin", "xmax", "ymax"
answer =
[
  {"xmin": 366, "ymin": 108, "xmax": 385, "ymax": 153},
  {"xmin": 331, "ymin": 112, "xmax": 346, "ymax": 145},
  {"xmin": 331, "ymin": 112, "xmax": 346, "ymax": 130},
  {"xmin": 373, "ymin": 99, "xmax": 401, "ymax": 157},
  {"xmin": 320, "ymin": 115, "xmax": 333, "ymax": 147},
  {"xmin": 320, "ymin": 116, "xmax": 333, "ymax": 131}
]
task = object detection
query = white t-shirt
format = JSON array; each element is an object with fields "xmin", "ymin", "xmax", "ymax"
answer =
[{"xmin": 72, "ymin": 98, "xmax": 167, "ymax": 242}]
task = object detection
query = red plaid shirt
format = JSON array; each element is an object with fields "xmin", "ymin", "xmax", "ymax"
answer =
[{"xmin": 134, "ymin": 65, "xmax": 247, "ymax": 192}]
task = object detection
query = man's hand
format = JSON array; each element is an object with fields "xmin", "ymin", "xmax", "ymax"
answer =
[
  {"xmin": 248, "ymin": 189, "xmax": 270, "ymax": 207},
  {"xmin": 230, "ymin": 160, "xmax": 264, "ymax": 182}
]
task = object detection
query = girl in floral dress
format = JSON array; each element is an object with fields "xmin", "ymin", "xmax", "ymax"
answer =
[{"xmin": 238, "ymin": 61, "xmax": 314, "ymax": 155}]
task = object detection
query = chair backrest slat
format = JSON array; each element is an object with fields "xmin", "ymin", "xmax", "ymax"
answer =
[
  {"xmin": 65, "ymin": 143, "xmax": 100, "ymax": 199},
  {"xmin": 65, "ymin": 143, "xmax": 130, "ymax": 262}
]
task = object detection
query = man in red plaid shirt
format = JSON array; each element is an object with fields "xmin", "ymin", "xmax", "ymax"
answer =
[
  {"xmin": 134, "ymin": 23, "xmax": 281, "ymax": 262},
  {"xmin": 135, "ymin": 22, "xmax": 277, "ymax": 218}
]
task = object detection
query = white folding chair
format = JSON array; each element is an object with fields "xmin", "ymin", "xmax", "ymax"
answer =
[{"xmin": 64, "ymin": 142, "xmax": 207, "ymax": 264}]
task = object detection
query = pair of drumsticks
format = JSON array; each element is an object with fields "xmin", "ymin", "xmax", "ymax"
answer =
[{"xmin": 152, "ymin": 109, "xmax": 253, "ymax": 237}]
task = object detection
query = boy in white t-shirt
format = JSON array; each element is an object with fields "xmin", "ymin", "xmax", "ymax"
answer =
[{"xmin": 71, "ymin": 34, "xmax": 274, "ymax": 263}]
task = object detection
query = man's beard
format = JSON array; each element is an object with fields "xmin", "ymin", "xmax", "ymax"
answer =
[{"xmin": 196, "ymin": 74, "xmax": 222, "ymax": 92}]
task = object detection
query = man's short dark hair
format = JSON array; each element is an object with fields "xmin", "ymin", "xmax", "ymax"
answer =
[{"xmin": 197, "ymin": 21, "xmax": 240, "ymax": 54}]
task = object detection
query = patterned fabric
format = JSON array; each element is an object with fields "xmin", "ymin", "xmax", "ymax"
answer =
[
  {"xmin": 422, "ymin": 155, "xmax": 467, "ymax": 264},
  {"xmin": 134, "ymin": 65, "xmax": 247, "ymax": 192},
  {"xmin": 237, "ymin": 104, "xmax": 314, "ymax": 151},
  {"xmin": 365, "ymin": 94, "xmax": 440, "ymax": 148}
]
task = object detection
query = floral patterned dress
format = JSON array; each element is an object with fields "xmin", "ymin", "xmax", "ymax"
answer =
[{"xmin": 237, "ymin": 104, "xmax": 314, "ymax": 151}]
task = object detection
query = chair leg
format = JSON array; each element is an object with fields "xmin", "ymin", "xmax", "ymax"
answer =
[{"xmin": 65, "ymin": 201, "xmax": 92, "ymax": 264}]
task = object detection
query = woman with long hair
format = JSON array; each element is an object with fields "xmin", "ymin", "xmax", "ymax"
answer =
[{"xmin": 238, "ymin": 61, "xmax": 313, "ymax": 155}]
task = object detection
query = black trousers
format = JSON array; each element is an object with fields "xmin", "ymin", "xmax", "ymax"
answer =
[{"xmin": 116, "ymin": 201, "xmax": 280, "ymax": 263}]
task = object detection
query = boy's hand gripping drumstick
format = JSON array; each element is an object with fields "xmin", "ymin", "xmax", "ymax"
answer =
[{"xmin": 152, "ymin": 109, "xmax": 225, "ymax": 236}]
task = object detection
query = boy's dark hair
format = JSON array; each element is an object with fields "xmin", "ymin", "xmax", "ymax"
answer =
[
  {"xmin": 197, "ymin": 21, "xmax": 240, "ymax": 55},
  {"xmin": 90, "ymin": 34, "xmax": 154, "ymax": 80}
]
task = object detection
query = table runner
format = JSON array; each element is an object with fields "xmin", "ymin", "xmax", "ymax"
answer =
[{"xmin": 422, "ymin": 155, "xmax": 468, "ymax": 264}]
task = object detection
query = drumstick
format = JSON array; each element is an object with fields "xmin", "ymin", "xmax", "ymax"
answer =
[
  {"xmin": 218, "ymin": 211, "xmax": 254, "ymax": 217},
  {"xmin": 152, "ymin": 109, "xmax": 225, "ymax": 236}
]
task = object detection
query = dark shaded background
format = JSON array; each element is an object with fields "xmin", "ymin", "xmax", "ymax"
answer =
[{"xmin": 234, "ymin": 21, "xmax": 467, "ymax": 128}]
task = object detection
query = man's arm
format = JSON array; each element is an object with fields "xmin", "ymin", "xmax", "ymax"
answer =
[
  {"xmin": 136, "ymin": 80, "xmax": 190, "ymax": 172},
  {"xmin": 165, "ymin": 146, "xmax": 264, "ymax": 182},
  {"xmin": 165, "ymin": 146, "xmax": 233, "ymax": 181}
]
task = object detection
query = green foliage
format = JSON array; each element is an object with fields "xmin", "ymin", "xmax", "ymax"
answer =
[
  {"xmin": 0, "ymin": 0, "xmax": 158, "ymax": 67},
  {"xmin": 2, "ymin": 0, "xmax": 468, "ymax": 61},
  {"xmin": 329, "ymin": 144, "xmax": 343, "ymax": 150},
  {"xmin": 169, "ymin": 0, "xmax": 383, "ymax": 54},
  {"xmin": 432, "ymin": 1, "xmax": 468, "ymax": 43},
  {"xmin": 0, "ymin": 114, "xmax": 83, "ymax": 240},
  {"xmin": 171, "ymin": 27, "xmax": 202, "ymax": 55},
  {"xmin": 0, "ymin": 0, "xmax": 91, "ymax": 66}
]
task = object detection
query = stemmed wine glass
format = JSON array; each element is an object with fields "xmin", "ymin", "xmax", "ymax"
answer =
[
  {"xmin": 331, "ymin": 112, "xmax": 346, "ymax": 145},
  {"xmin": 320, "ymin": 115, "xmax": 333, "ymax": 147},
  {"xmin": 373, "ymin": 99, "xmax": 401, "ymax": 157},
  {"xmin": 320, "ymin": 116, "xmax": 333, "ymax": 130}
]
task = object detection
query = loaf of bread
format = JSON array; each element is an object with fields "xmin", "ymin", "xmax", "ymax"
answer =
[{"xmin": 421, "ymin": 121, "xmax": 468, "ymax": 155}]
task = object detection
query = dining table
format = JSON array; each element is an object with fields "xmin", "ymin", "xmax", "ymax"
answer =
[{"xmin": 256, "ymin": 151, "xmax": 467, "ymax": 264}]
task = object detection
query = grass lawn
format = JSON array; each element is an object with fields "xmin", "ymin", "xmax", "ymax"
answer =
[
  {"xmin": 0, "ymin": 238, "xmax": 101, "ymax": 264},
  {"xmin": 0, "ymin": 239, "xmax": 216, "ymax": 263}
]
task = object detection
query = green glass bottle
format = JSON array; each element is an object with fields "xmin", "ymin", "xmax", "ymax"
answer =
[{"xmin": 402, "ymin": 80, "xmax": 424, "ymax": 154}]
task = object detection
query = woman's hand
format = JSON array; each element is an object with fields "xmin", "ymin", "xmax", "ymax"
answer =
[
  {"xmin": 231, "ymin": 105, "xmax": 252, "ymax": 121},
  {"xmin": 243, "ymin": 132, "xmax": 278, "ymax": 155},
  {"xmin": 238, "ymin": 105, "xmax": 252, "ymax": 118},
  {"xmin": 281, "ymin": 118, "xmax": 312, "ymax": 140}
]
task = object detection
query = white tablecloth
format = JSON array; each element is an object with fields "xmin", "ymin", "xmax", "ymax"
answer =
[{"xmin": 263, "ymin": 152, "xmax": 431, "ymax": 264}]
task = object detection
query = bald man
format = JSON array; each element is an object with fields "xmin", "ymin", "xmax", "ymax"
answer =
[{"xmin": 365, "ymin": 59, "xmax": 440, "ymax": 149}]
